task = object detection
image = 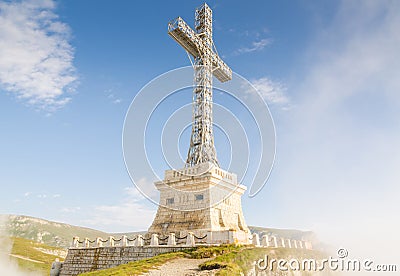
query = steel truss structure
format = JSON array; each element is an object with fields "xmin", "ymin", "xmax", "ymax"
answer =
[{"xmin": 168, "ymin": 3, "xmax": 232, "ymax": 167}]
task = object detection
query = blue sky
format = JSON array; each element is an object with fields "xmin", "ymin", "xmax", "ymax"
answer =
[{"xmin": 0, "ymin": 0, "xmax": 399, "ymax": 262}]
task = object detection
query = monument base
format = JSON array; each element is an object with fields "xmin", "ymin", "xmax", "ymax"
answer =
[{"xmin": 148, "ymin": 163, "xmax": 250, "ymax": 244}]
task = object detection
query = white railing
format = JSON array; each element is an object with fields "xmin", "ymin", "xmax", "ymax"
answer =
[
  {"xmin": 249, "ymin": 232, "xmax": 313, "ymax": 250},
  {"xmin": 71, "ymin": 232, "xmax": 206, "ymax": 248},
  {"xmin": 71, "ymin": 232, "xmax": 312, "ymax": 250}
]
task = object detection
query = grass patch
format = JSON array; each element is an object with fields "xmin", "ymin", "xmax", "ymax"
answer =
[
  {"xmin": 199, "ymin": 247, "xmax": 332, "ymax": 275},
  {"xmin": 7, "ymin": 236, "xmax": 66, "ymax": 275},
  {"xmin": 80, "ymin": 245, "xmax": 243, "ymax": 276},
  {"xmin": 72, "ymin": 245, "xmax": 333, "ymax": 276},
  {"xmin": 188, "ymin": 244, "xmax": 242, "ymax": 259},
  {"xmin": 80, "ymin": 251, "xmax": 187, "ymax": 276},
  {"xmin": 199, "ymin": 249, "xmax": 243, "ymax": 275}
]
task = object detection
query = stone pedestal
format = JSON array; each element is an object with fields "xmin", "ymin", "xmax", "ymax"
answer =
[{"xmin": 148, "ymin": 162, "xmax": 250, "ymax": 244}]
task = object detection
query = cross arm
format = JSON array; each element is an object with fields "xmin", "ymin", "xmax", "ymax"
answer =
[
  {"xmin": 211, "ymin": 52, "xmax": 232, "ymax": 82},
  {"xmin": 168, "ymin": 17, "xmax": 201, "ymax": 58},
  {"xmin": 168, "ymin": 17, "xmax": 232, "ymax": 83}
]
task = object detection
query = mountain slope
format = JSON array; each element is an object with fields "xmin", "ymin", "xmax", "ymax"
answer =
[
  {"xmin": 1, "ymin": 214, "xmax": 320, "ymax": 249},
  {"xmin": 10, "ymin": 237, "xmax": 66, "ymax": 274},
  {"xmin": 2, "ymin": 215, "xmax": 109, "ymax": 248}
]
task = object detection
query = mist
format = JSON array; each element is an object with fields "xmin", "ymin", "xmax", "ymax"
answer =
[
  {"xmin": 0, "ymin": 217, "xmax": 41, "ymax": 276},
  {"xmin": 273, "ymin": 0, "xmax": 400, "ymax": 267}
]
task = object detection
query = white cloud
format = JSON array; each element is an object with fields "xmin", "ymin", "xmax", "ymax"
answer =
[
  {"xmin": 19, "ymin": 192, "xmax": 61, "ymax": 200},
  {"xmin": 247, "ymin": 77, "xmax": 289, "ymax": 108},
  {"xmin": 272, "ymin": 0, "xmax": 400, "ymax": 262},
  {"xmin": 61, "ymin": 206, "xmax": 81, "ymax": 213},
  {"xmin": 0, "ymin": 0, "xmax": 77, "ymax": 110},
  {"xmin": 107, "ymin": 92, "xmax": 122, "ymax": 104},
  {"xmin": 123, "ymin": 186, "xmax": 143, "ymax": 198},
  {"xmin": 83, "ymin": 185, "xmax": 156, "ymax": 232},
  {"xmin": 134, "ymin": 177, "xmax": 159, "ymax": 199},
  {"xmin": 235, "ymin": 38, "xmax": 271, "ymax": 54}
]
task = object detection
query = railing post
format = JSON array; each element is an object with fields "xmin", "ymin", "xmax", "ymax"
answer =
[
  {"xmin": 150, "ymin": 234, "xmax": 159, "ymax": 246},
  {"xmin": 186, "ymin": 232, "xmax": 195, "ymax": 246},
  {"xmin": 84, "ymin": 238, "xmax": 90, "ymax": 248},
  {"xmin": 280, "ymin": 237, "xmax": 285, "ymax": 248},
  {"xmin": 252, "ymin": 233, "xmax": 260, "ymax": 247},
  {"xmin": 272, "ymin": 236, "xmax": 278, "ymax": 248},
  {"xmin": 135, "ymin": 235, "xmax": 144, "ymax": 246},
  {"xmin": 72, "ymin": 236, "xmax": 79, "ymax": 248},
  {"xmin": 261, "ymin": 235, "xmax": 269, "ymax": 247},
  {"xmin": 206, "ymin": 231, "xmax": 212, "ymax": 244},
  {"xmin": 167, "ymin": 233, "xmax": 176, "ymax": 246},
  {"xmin": 109, "ymin": 236, "xmax": 115, "ymax": 247},
  {"xmin": 286, "ymin": 239, "xmax": 292, "ymax": 248},
  {"xmin": 96, "ymin": 237, "xmax": 103, "ymax": 247},
  {"xmin": 121, "ymin": 235, "xmax": 127, "ymax": 246}
]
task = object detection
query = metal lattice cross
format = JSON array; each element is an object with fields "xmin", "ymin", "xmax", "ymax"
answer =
[{"xmin": 168, "ymin": 3, "xmax": 232, "ymax": 167}]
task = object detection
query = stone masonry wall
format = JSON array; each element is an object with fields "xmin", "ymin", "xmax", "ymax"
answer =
[
  {"xmin": 59, "ymin": 246, "xmax": 191, "ymax": 276},
  {"xmin": 148, "ymin": 163, "xmax": 250, "ymax": 244}
]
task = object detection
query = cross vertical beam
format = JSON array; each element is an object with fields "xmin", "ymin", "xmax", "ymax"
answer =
[
  {"xmin": 168, "ymin": 3, "xmax": 232, "ymax": 167},
  {"xmin": 188, "ymin": 4, "xmax": 216, "ymax": 167}
]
